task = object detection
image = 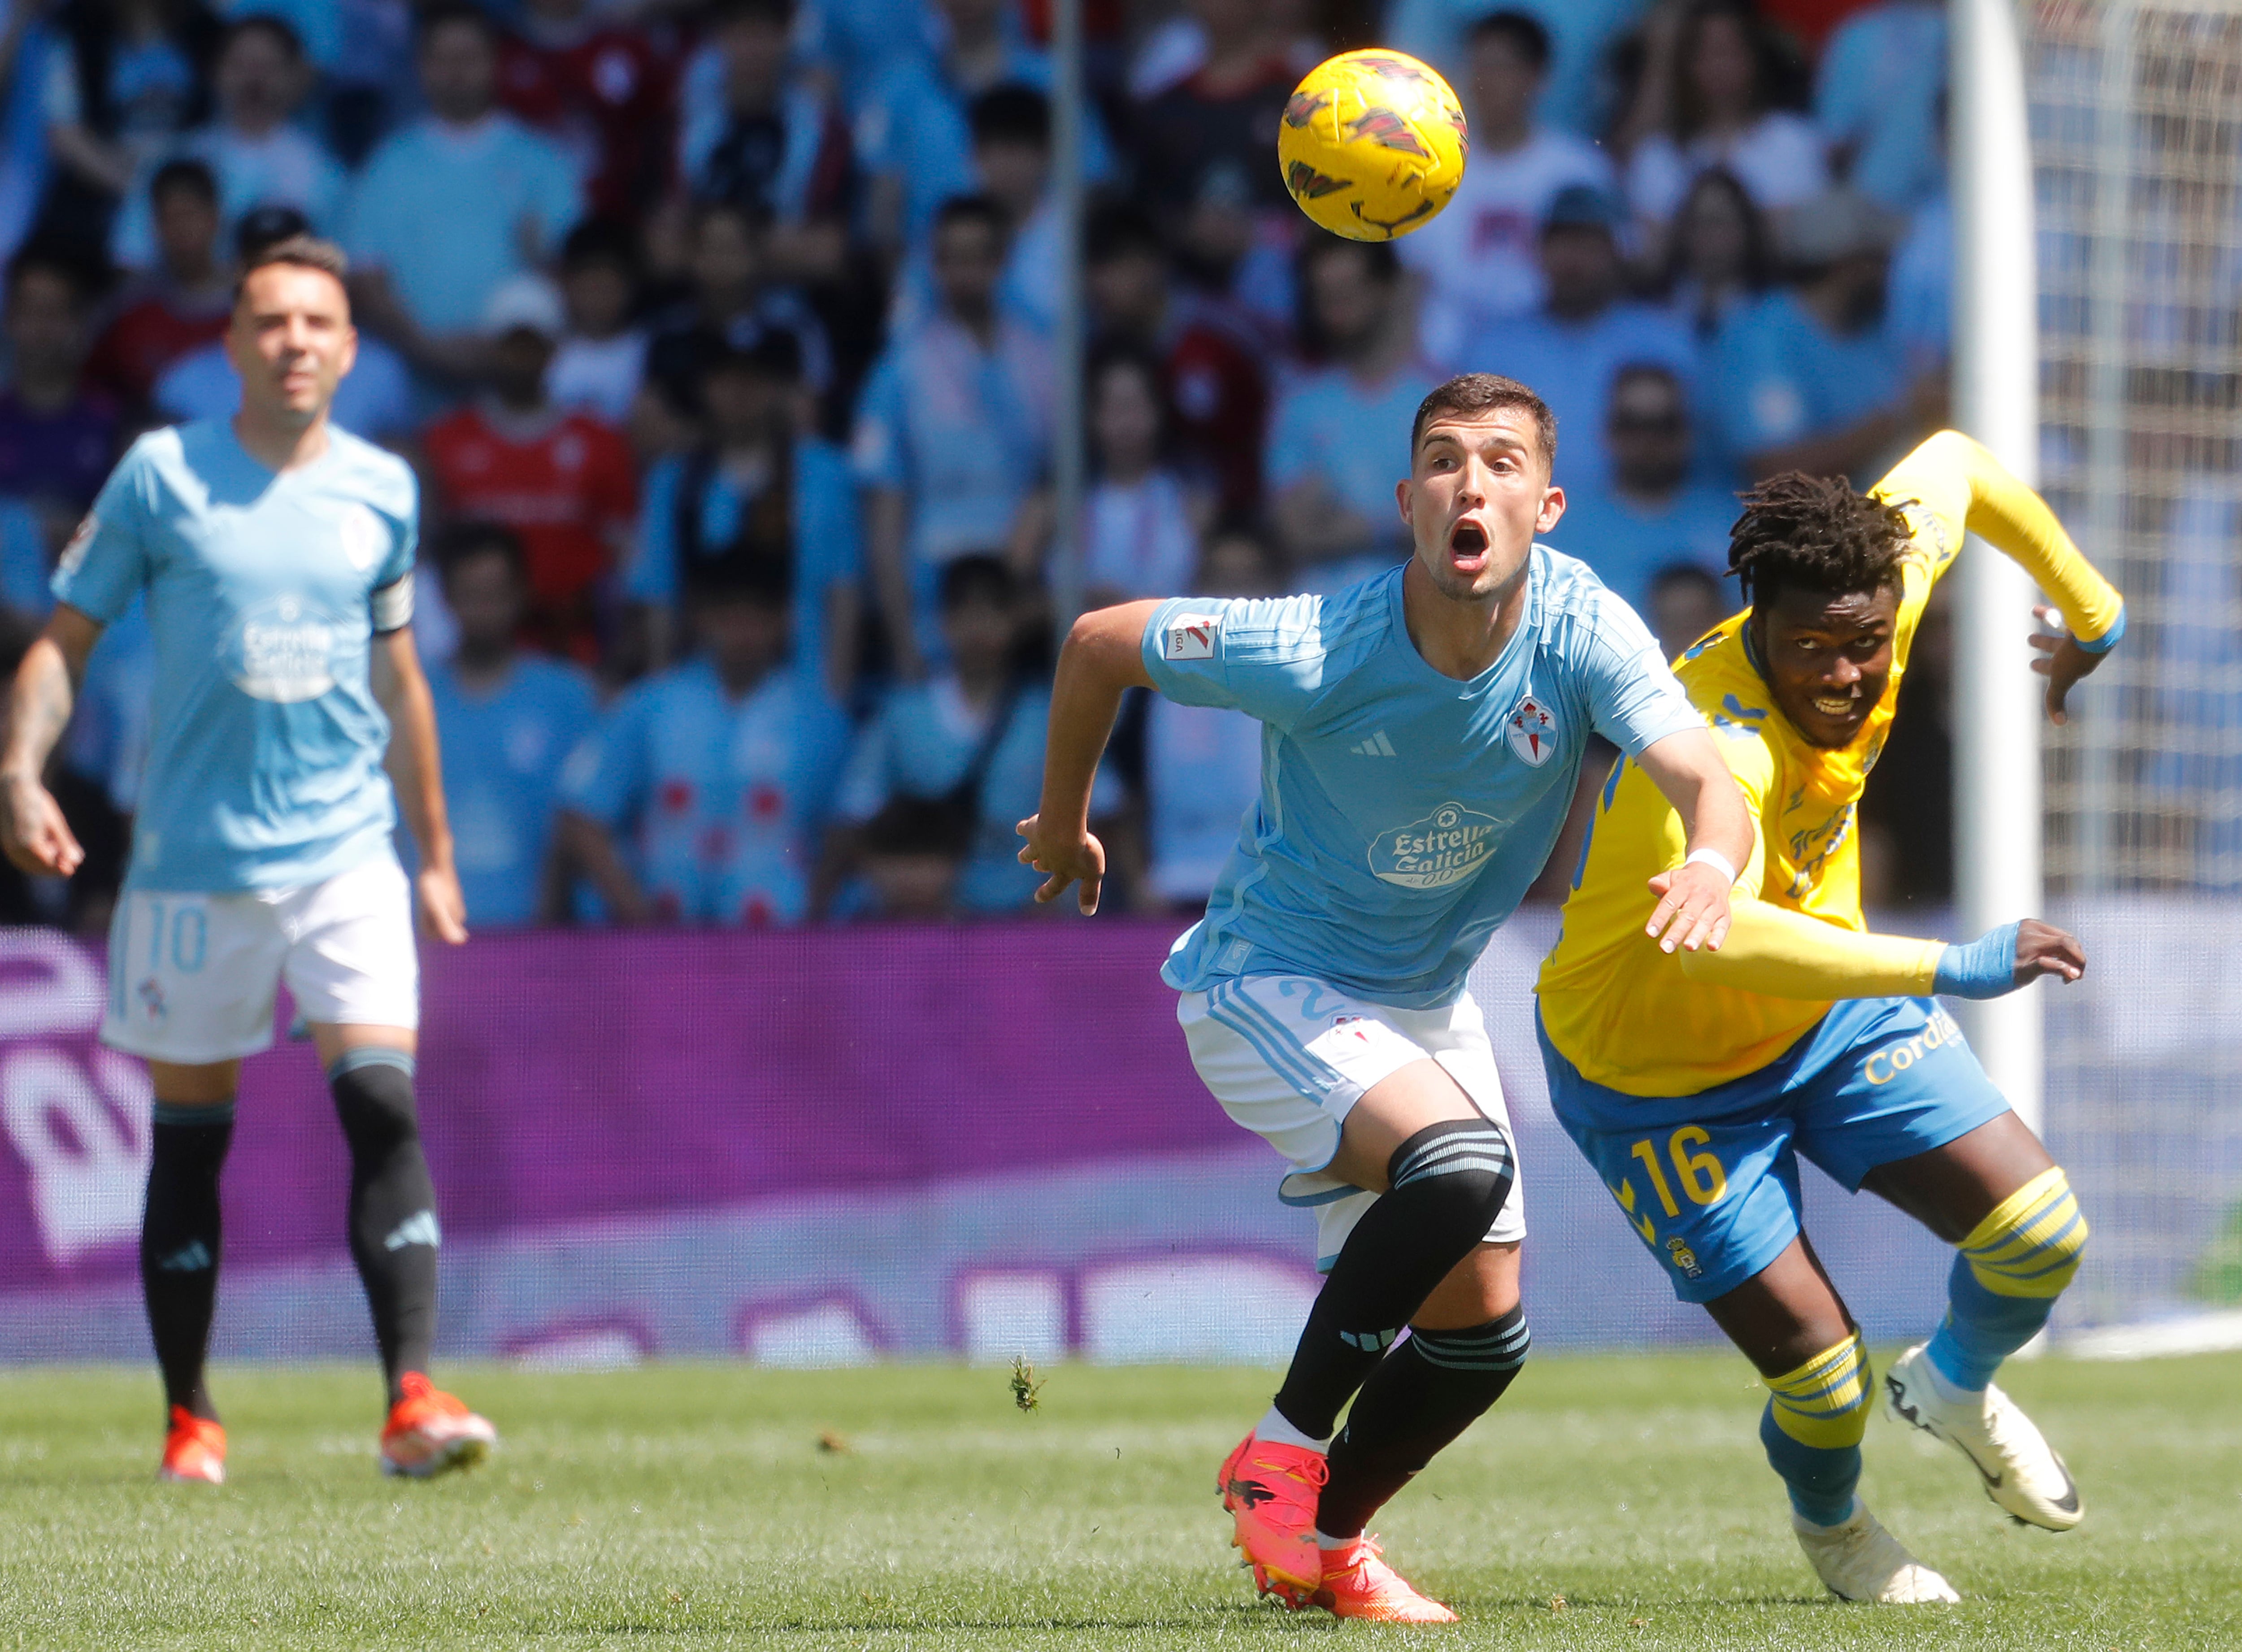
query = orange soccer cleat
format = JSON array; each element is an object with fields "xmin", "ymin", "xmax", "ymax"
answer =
[
  {"xmin": 1312, "ymin": 1535, "xmax": 1459, "ymax": 1623},
  {"xmin": 379, "ymin": 1374, "xmax": 498, "ymax": 1479},
  {"xmin": 158, "ymin": 1407, "xmax": 226, "ymax": 1484},
  {"xmin": 1217, "ymin": 1431, "xmax": 1326, "ymax": 1606}
]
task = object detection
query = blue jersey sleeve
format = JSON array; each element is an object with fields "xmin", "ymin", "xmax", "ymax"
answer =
[
  {"xmin": 560, "ymin": 686, "xmax": 654, "ymax": 830},
  {"xmin": 1140, "ymin": 594, "xmax": 1326, "ymax": 732},
  {"xmin": 849, "ymin": 352, "xmax": 908, "ymax": 490},
  {"xmin": 1571, "ymin": 587, "xmax": 1707, "ymax": 757},
  {"xmin": 796, "ymin": 439, "xmax": 863, "ymax": 588},
  {"xmin": 52, "ymin": 443, "xmax": 156, "ymax": 624},
  {"xmin": 629, "ymin": 457, "xmax": 684, "ymax": 604},
  {"xmin": 792, "ymin": 687, "xmax": 854, "ymax": 830}
]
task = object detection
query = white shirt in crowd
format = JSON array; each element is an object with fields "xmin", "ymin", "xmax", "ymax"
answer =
[
  {"xmin": 1625, "ymin": 112, "xmax": 1829, "ymax": 226},
  {"xmin": 1400, "ymin": 127, "xmax": 1616, "ymax": 363},
  {"xmin": 548, "ymin": 329, "xmax": 649, "ymax": 429},
  {"xmin": 1085, "ymin": 470, "xmax": 1198, "ymax": 601}
]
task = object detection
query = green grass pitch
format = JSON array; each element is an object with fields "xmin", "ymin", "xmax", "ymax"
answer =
[{"xmin": 0, "ymin": 1351, "xmax": 2233, "ymax": 1650}]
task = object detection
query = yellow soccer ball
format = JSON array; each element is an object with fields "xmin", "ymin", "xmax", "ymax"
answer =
[{"xmin": 1277, "ymin": 49, "xmax": 1469, "ymax": 242}]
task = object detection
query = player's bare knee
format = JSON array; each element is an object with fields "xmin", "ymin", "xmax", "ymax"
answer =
[{"xmin": 1413, "ymin": 1243, "xmax": 1521, "ymax": 1329}]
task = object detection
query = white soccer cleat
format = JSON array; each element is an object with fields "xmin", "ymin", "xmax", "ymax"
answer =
[
  {"xmin": 1792, "ymin": 1500, "xmax": 1961, "ymax": 1604},
  {"xmin": 1884, "ymin": 1342, "xmax": 2082, "ymax": 1531}
]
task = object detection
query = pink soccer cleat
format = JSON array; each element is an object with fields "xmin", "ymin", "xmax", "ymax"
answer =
[
  {"xmin": 1312, "ymin": 1534, "xmax": 1459, "ymax": 1623},
  {"xmin": 1217, "ymin": 1430, "xmax": 1326, "ymax": 1606},
  {"xmin": 159, "ymin": 1407, "xmax": 226, "ymax": 1484},
  {"xmin": 378, "ymin": 1373, "xmax": 497, "ymax": 1478}
]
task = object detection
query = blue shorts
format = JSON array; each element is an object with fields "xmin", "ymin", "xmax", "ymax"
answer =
[{"xmin": 1537, "ymin": 997, "xmax": 2011, "ymax": 1304}]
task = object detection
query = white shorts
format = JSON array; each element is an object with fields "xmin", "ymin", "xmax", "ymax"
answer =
[
  {"xmin": 102, "ymin": 854, "xmax": 420, "ymax": 1064},
  {"xmin": 1178, "ymin": 976, "xmax": 1526, "ymax": 1271}
]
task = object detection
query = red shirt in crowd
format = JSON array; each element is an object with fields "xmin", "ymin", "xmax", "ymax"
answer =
[
  {"xmin": 85, "ymin": 284, "xmax": 231, "ymax": 408},
  {"xmin": 497, "ymin": 22, "xmax": 676, "ymax": 224},
  {"xmin": 422, "ymin": 405, "xmax": 638, "ymax": 665},
  {"xmin": 1162, "ymin": 306, "xmax": 1271, "ymax": 517}
]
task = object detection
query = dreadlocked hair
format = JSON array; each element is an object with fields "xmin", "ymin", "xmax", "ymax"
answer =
[{"xmin": 1727, "ymin": 471, "xmax": 1914, "ymax": 608}]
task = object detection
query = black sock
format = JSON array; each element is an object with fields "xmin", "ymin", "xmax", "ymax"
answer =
[
  {"xmin": 1317, "ymin": 1308, "xmax": 1531, "ymax": 1539},
  {"xmin": 141, "ymin": 1101, "xmax": 235, "ymax": 1422},
  {"xmin": 330, "ymin": 1050, "xmax": 439, "ymax": 1402},
  {"xmin": 1271, "ymin": 1118, "xmax": 1514, "ymax": 1440}
]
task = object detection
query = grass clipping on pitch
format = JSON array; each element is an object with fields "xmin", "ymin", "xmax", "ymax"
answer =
[{"xmin": 0, "ymin": 1352, "xmax": 2235, "ymax": 1649}]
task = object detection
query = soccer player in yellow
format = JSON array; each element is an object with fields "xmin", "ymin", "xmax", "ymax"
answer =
[{"xmin": 1536, "ymin": 431, "xmax": 2119, "ymax": 1604}]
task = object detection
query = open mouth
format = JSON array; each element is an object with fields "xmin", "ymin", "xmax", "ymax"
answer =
[
  {"xmin": 1448, "ymin": 520, "xmax": 1489, "ymax": 559},
  {"xmin": 1810, "ymin": 695, "xmax": 1860, "ymax": 719}
]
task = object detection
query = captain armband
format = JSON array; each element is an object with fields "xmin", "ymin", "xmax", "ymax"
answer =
[{"xmin": 370, "ymin": 577, "xmax": 414, "ymax": 635}]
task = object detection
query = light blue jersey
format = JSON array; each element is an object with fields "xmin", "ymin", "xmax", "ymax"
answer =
[
  {"xmin": 426, "ymin": 656, "xmax": 598, "ymax": 927},
  {"xmin": 53, "ymin": 420, "xmax": 417, "ymax": 893},
  {"xmin": 1141, "ymin": 552, "xmax": 1703, "ymax": 1008},
  {"xmin": 561, "ymin": 660, "xmax": 850, "ymax": 926}
]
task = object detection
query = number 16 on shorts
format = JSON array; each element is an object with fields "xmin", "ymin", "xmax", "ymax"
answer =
[{"xmin": 1608, "ymin": 1126, "xmax": 1730, "ymax": 1282}]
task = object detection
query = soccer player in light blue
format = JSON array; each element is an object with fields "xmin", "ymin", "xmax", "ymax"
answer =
[
  {"xmin": 1020, "ymin": 372, "xmax": 1755, "ymax": 1622},
  {"xmin": 0, "ymin": 235, "xmax": 497, "ymax": 1486}
]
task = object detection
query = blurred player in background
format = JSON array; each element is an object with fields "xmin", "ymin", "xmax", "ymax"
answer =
[
  {"xmin": 0, "ymin": 237, "xmax": 497, "ymax": 1485},
  {"xmin": 1538, "ymin": 432, "xmax": 2121, "ymax": 1603},
  {"xmin": 1020, "ymin": 373, "xmax": 1754, "ymax": 1622}
]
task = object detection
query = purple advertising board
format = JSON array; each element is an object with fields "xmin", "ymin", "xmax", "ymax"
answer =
[{"xmin": 0, "ymin": 917, "xmax": 1959, "ymax": 1369}]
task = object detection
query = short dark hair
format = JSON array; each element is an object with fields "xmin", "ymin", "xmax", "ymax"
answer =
[
  {"xmin": 1649, "ymin": 561, "xmax": 1723, "ymax": 601},
  {"xmin": 417, "ymin": 1, "xmax": 495, "ymax": 47},
  {"xmin": 968, "ymin": 83, "xmax": 1051, "ymax": 148},
  {"xmin": 687, "ymin": 547, "xmax": 793, "ymax": 608},
  {"xmin": 436, "ymin": 520, "xmax": 527, "ymax": 585},
  {"xmin": 1728, "ymin": 472, "xmax": 1912, "ymax": 608},
  {"xmin": 860, "ymin": 795, "xmax": 972, "ymax": 860},
  {"xmin": 1298, "ymin": 232, "xmax": 1400, "ymax": 286},
  {"xmin": 933, "ymin": 194, "xmax": 1008, "ymax": 241},
  {"xmin": 561, "ymin": 216, "xmax": 640, "ymax": 274},
  {"xmin": 233, "ymin": 233, "xmax": 348, "ymax": 304},
  {"xmin": 222, "ymin": 12, "xmax": 304, "ymax": 61},
  {"xmin": 1467, "ymin": 9, "xmax": 1552, "ymax": 70},
  {"xmin": 1410, "ymin": 373, "xmax": 1558, "ymax": 470},
  {"xmin": 939, "ymin": 552, "xmax": 1016, "ymax": 612},
  {"xmin": 6, "ymin": 244, "xmax": 94, "ymax": 307},
  {"xmin": 150, "ymin": 157, "xmax": 219, "ymax": 209},
  {"xmin": 710, "ymin": 0, "xmax": 796, "ymax": 25},
  {"xmin": 1086, "ymin": 202, "xmax": 1164, "ymax": 266}
]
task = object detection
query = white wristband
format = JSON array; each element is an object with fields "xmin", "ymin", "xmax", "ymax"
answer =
[{"xmin": 1683, "ymin": 847, "xmax": 1739, "ymax": 886}]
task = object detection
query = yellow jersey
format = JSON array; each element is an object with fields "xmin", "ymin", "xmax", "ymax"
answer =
[{"xmin": 1535, "ymin": 432, "xmax": 2124, "ymax": 1096}]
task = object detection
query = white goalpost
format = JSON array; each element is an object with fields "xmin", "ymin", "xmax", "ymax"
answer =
[{"xmin": 1951, "ymin": 0, "xmax": 2048, "ymax": 1135}]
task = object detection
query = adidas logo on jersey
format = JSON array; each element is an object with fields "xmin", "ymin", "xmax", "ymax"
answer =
[
  {"xmin": 1349, "ymin": 730, "xmax": 1398, "ymax": 757},
  {"xmin": 384, "ymin": 1211, "xmax": 442, "ymax": 1252}
]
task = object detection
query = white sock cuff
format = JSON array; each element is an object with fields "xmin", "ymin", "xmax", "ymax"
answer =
[{"xmin": 1255, "ymin": 1404, "xmax": 1332, "ymax": 1453}]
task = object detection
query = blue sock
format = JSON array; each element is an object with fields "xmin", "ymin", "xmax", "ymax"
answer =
[
  {"xmin": 1926, "ymin": 1250, "xmax": 2055, "ymax": 1391},
  {"xmin": 1759, "ymin": 1335, "xmax": 1870, "ymax": 1528},
  {"xmin": 1760, "ymin": 1400, "xmax": 1859, "ymax": 1526}
]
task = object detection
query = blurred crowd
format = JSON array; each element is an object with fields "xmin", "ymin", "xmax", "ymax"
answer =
[{"xmin": 0, "ymin": 0, "xmax": 1959, "ymax": 932}]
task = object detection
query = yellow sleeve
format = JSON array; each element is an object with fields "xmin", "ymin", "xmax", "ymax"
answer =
[
  {"xmin": 1676, "ymin": 901, "xmax": 1943, "ymax": 999},
  {"xmin": 1873, "ymin": 430, "xmax": 2125, "ymax": 645}
]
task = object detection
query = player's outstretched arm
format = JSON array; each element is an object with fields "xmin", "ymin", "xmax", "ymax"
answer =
[
  {"xmin": 1017, "ymin": 600, "xmax": 1159, "ymax": 915},
  {"xmin": 1880, "ymin": 431, "xmax": 2124, "ymax": 725},
  {"xmin": 1633, "ymin": 726, "xmax": 1755, "ymax": 954},
  {"xmin": 372, "ymin": 626, "xmax": 468, "ymax": 945},
  {"xmin": 1678, "ymin": 908, "xmax": 2083, "ymax": 1000},
  {"xmin": 0, "ymin": 606, "xmax": 102, "ymax": 878}
]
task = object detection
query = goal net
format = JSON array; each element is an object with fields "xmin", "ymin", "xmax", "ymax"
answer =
[{"xmin": 2035, "ymin": 0, "xmax": 2242, "ymax": 1345}]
